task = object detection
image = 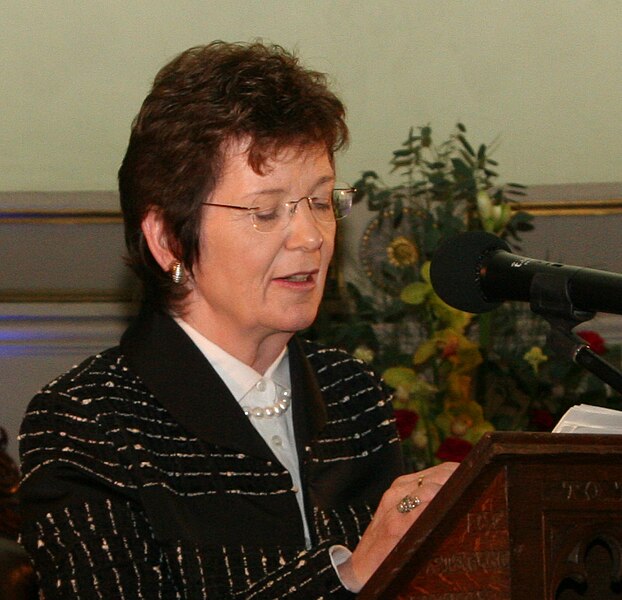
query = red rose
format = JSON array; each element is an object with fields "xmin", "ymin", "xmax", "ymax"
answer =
[
  {"xmin": 530, "ymin": 408, "xmax": 555, "ymax": 431},
  {"xmin": 394, "ymin": 409, "xmax": 419, "ymax": 440},
  {"xmin": 441, "ymin": 337, "xmax": 459, "ymax": 359},
  {"xmin": 577, "ymin": 330, "xmax": 606, "ymax": 355},
  {"xmin": 435, "ymin": 437, "xmax": 473, "ymax": 462}
]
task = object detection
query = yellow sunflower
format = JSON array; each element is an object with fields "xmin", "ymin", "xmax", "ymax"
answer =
[{"xmin": 387, "ymin": 236, "xmax": 419, "ymax": 267}]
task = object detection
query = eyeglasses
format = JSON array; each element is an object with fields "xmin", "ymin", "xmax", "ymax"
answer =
[{"xmin": 202, "ymin": 187, "xmax": 355, "ymax": 233}]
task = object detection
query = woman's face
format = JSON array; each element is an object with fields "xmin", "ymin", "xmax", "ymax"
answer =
[{"xmin": 182, "ymin": 143, "xmax": 336, "ymax": 356}]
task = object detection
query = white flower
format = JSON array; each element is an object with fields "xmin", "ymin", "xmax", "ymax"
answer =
[{"xmin": 477, "ymin": 189, "xmax": 512, "ymax": 233}]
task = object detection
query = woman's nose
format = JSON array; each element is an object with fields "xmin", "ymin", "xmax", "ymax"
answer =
[{"xmin": 285, "ymin": 199, "xmax": 325, "ymax": 250}]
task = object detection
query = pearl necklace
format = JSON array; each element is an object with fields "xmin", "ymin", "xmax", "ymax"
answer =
[{"xmin": 241, "ymin": 387, "xmax": 292, "ymax": 419}]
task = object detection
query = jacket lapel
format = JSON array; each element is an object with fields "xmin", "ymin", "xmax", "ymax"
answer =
[
  {"xmin": 289, "ymin": 337, "xmax": 327, "ymax": 461},
  {"xmin": 120, "ymin": 309, "xmax": 276, "ymax": 462}
]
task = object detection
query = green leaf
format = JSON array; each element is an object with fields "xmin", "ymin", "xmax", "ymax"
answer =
[
  {"xmin": 390, "ymin": 159, "xmax": 413, "ymax": 170},
  {"xmin": 352, "ymin": 187, "xmax": 366, "ymax": 205},
  {"xmin": 451, "ymin": 157, "xmax": 473, "ymax": 178},
  {"xmin": 457, "ymin": 122, "xmax": 466, "ymax": 132},
  {"xmin": 393, "ymin": 200, "xmax": 404, "ymax": 226},
  {"xmin": 400, "ymin": 281, "xmax": 430, "ymax": 305},
  {"xmin": 511, "ymin": 211, "xmax": 534, "ymax": 226},
  {"xmin": 404, "ymin": 126, "xmax": 419, "ymax": 144},
  {"xmin": 383, "ymin": 366, "xmax": 419, "ymax": 392},
  {"xmin": 367, "ymin": 188, "xmax": 393, "ymax": 211},
  {"xmin": 420, "ymin": 126, "xmax": 432, "ymax": 147},
  {"xmin": 457, "ymin": 134, "xmax": 475, "ymax": 156},
  {"xmin": 458, "ymin": 150, "xmax": 475, "ymax": 167}
]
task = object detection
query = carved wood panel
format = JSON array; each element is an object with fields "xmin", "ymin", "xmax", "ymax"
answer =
[
  {"xmin": 507, "ymin": 459, "xmax": 622, "ymax": 599},
  {"xmin": 393, "ymin": 470, "xmax": 511, "ymax": 599}
]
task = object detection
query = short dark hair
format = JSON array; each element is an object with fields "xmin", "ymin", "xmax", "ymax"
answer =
[{"xmin": 118, "ymin": 41, "xmax": 348, "ymax": 310}]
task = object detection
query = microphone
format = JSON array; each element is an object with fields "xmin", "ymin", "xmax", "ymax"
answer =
[{"xmin": 429, "ymin": 231, "xmax": 622, "ymax": 316}]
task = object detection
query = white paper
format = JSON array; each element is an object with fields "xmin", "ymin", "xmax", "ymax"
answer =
[{"xmin": 552, "ymin": 404, "xmax": 622, "ymax": 434}]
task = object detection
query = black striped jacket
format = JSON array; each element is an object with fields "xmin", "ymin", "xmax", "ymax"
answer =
[{"xmin": 19, "ymin": 310, "xmax": 403, "ymax": 598}]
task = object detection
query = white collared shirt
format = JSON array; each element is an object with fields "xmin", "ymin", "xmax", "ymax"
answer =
[{"xmin": 174, "ymin": 318, "xmax": 311, "ymax": 548}]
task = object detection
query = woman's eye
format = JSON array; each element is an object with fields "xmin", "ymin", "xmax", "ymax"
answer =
[
  {"xmin": 312, "ymin": 197, "xmax": 332, "ymax": 211},
  {"xmin": 253, "ymin": 206, "xmax": 281, "ymax": 222}
]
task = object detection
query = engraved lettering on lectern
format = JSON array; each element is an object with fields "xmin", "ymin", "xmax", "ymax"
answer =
[
  {"xmin": 425, "ymin": 550, "xmax": 510, "ymax": 575},
  {"xmin": 562, "ymin": 480, "xmax": 595, "ymax": 500},
  {"xmin": 554, "ymin": 480, "xmax": 622, "ymax": 501},
  {"xmin": 425, "ymin": 592, "xmax": 497, "ymax": 600},
  {"xmin": 467, "ymin": 511, "xmax": 506, "ymax": 532}
]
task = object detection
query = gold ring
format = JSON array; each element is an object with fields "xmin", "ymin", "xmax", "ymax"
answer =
[
  {"xmin": 397, "ymin": 494, "xmax": 421, "ymax": 514},
  {"xmin": 418, "ymin": 475, "xmax": 425, "ymax": 487}
]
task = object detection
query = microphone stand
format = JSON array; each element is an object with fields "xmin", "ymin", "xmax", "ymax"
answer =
[{"xmin": 529, "ymin": 272, "xmax": 622, "ymax": 395}]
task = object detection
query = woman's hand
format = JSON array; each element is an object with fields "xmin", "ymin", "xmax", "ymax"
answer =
[{"xmin": 339, "ymin": 462, "xmax": 459, "ymax": 592}]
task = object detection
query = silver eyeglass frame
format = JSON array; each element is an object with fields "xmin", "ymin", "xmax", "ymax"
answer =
[{"xmin": 201, "ymin": 188, "xmax": 355, "ymax": 233}]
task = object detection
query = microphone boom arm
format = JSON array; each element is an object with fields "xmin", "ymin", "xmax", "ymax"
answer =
[{"xmin": 529, "ymin": 271, "xmax": 622, "ymax": 395}]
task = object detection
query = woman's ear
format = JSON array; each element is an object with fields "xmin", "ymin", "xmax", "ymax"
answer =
[{"xmin": 141, "ymin": 208, "xmax": 177, "ymax": 272}]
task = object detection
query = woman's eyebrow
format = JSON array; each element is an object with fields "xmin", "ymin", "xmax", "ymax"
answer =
[
  {"xmin": 311, "ymin": 174, "xmax": 337, "ymax": 190},
  {"xmin": 250, "ymin": 175, "xmax": 336, "ymax": 198}
]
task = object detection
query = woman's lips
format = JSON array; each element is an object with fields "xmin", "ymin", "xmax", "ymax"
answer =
[
  {"xmin": 274, "ymin": 270, "xmax": 318, "ymax": 284},
  {"xmin": 281, "ymin": 274, "xmax": 311, "ymax": 282}
]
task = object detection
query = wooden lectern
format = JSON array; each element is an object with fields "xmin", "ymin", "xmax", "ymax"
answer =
[{"xmin": 359, "ymin": 432, "xmax": 622, "ymax": 600}]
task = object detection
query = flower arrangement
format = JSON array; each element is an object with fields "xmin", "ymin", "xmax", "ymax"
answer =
[{"xmin": 309, "ymin": 124, "xmax": 620, "ymax": 471}]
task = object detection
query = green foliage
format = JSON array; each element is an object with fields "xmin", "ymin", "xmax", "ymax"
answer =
[
  {"xmin": 309, "ymin": 123, "xmax": 620, "ymax": 471},
  {"xmin": 353, "ymin": 123, "xmax": 532, "ymax": 258}
]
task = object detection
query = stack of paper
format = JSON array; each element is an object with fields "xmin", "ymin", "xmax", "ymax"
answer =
[{"xmin": 552, "ymin": 404, "xmax": 622, "ymax": 434}]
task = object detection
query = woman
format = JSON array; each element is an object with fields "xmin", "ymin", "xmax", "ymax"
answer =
[{"xmin": 19, "ymin": 41, "xmax": 457, "ymax": 598}]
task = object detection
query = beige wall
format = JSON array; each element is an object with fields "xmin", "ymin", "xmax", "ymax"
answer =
[{"xmin": 2, "ymin": 0, "xmax": 622, "ymax": 198}]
